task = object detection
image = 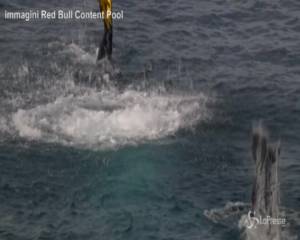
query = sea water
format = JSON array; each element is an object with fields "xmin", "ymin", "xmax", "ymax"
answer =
[{"xmin": 0, "ymin": 0, "xmax": 299, "ymax": 239}]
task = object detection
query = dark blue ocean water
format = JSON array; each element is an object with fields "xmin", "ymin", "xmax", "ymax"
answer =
[{"xmin": 0, "ymin": 0, "xmax": 300, "ymax": 239}]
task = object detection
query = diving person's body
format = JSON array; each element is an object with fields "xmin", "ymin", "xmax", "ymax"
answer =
[{"xmin": 97, "ymin": 0, "xmax": 113, "ymax": 61}]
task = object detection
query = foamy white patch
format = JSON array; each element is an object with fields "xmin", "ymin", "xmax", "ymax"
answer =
[
  {"xmin": 204, "ymin": 201, "xmax": 249, "ymax": 223},
  {"xmin": 64, "ymin": 43, "xmax": 95, "ymax": 65},
  {"xmin": 204, "ymin": 202, "xmax": 298, "ymax": 240},
  {"xmin": 0, "ymin": 117, "xmax": 10, "ymax": 133},
  {"xmin": 238, "ymin": 214, "xmax": 298, "ymax": 240},
  {"xmin": 13, "ymin": 110, "xmax": 42, "ymax": 139},
  {"xmin": 12, "ymin": 90, "xmax": 209, "ymax": 149}
]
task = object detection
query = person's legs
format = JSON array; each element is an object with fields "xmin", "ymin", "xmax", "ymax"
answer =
[
  {"xmin": 97, "ymin": 0, "xmax": 113, "ymax": 61},
  {"xmin": 106, "ymin": 28, "xmax": 113, "ymax": 60},
  {"xmin": 97, "ymin": 31, "xmax": 107, "ymax": 60}
]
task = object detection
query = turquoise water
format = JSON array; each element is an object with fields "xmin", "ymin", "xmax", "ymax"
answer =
[{"xmin": 0, "ymin": 0, "xmax": 300, "ymax": 239}]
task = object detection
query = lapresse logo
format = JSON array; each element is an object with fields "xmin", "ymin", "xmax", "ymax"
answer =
[{"xmin": 245, "ymin": 211, "xmax": 286, "ymax": 229}]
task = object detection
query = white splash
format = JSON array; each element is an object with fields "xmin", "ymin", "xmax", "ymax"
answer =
[
  {"xmin": 12, "ymin": 89, "xmax": 209, "ymax": 149},
  {"xmin": 0, "ymin": 117, "xmax": 10, "ymax": 134},
  {"xmin": 64, "ymin": 43, "xmax": 95, "ymax": 64},
  {"xmin": 204, "ymin": 201, "xmax": 298, "ymax": 240}
]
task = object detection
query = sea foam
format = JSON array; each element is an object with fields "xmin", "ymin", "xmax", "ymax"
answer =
[{"xmin": 12, "ymin": 89, "xmax": 209, "ymax": 149}]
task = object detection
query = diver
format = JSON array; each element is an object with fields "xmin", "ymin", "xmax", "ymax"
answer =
[{"xmin": 97, "ymin": 0, "xmax": 113, "ymax": 61}]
